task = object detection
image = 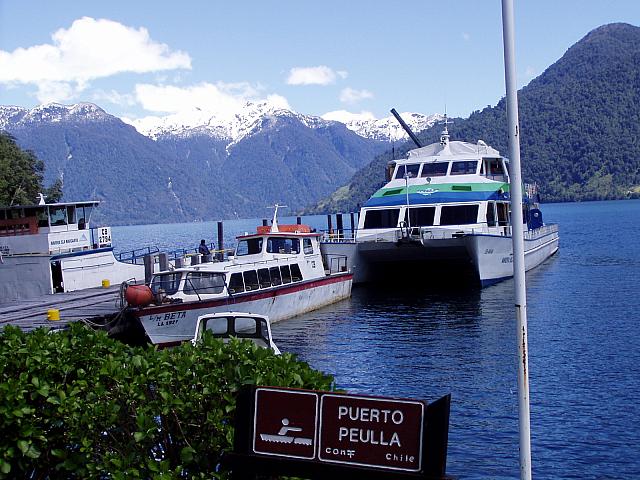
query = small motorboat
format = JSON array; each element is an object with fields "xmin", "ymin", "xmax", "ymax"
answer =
[{"xmin": 191, "ymin": 311, "xmax": 281, "ymax": 354}]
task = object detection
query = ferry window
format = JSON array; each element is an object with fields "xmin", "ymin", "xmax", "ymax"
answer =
[
  {"xmin": 67, "ymin": 206, "xmax": 76, "ymax": 224},
  {"xmin": 497, "ymin": 203, "xmax": 510, "ymax": 226},
  {"xmin": 290, "ymin": 264, "xmax": 303, "ymax": 282},
  {"xmin": 0, "ymin": 210, "xmax": 5, "ymax": 221},
  {"xmin": 303, "ymin": 238, "xmax": 313, "ymax": 254},
  {"xmin": 49, "ymin": 206, "xmax": 67, "ymax": 226},
  {"xmin": 80, "ymin": 205, "xmax": 93, "ymax": 227},
  {"xmin": 487, "ymin": 159, "xmax": 505, "ymax": 177},
  {"xmin": 37, "ymin": 209, "xmax": 48, "ymax": 228},
  {"xmin": 439, "ymin": 205, "xmax": 480, "ymax": 225},
  {"xmin": 394, "ymin": 164, "xmax": 420, "ymax": 180},
  {"xmin": 363, "ymin": 209, "xmax": 400, "ymax": 229},
  {"xmin": 280, "ymin": 265, "xmax": 292, "ymax": 284},
  {"xmin": 228, "ymin": 272, "xmax": 245, "ymax": 294},
  {"xmin": 243, "ymin": 270, "xmax": 259, "ymax": 291},
  {"xmin": 257, "ymin": 268, "xmax": 271, "ymax": 288},
  {"xmin": 407, "ymin": 207, "xmax": 435, "ymax": 227},
  {"xmin": 267, "ymin": 237, "xmax": 300, "ymax": 254},
  {"xmin": 450, "ymin": 161, "xmax": 478, "ymax": 175},
  {"xmin": 236, "ymin": 238, "xmax": 263, "ymax": 256},
  {"xmin": 269, "ymin": 267, "xmax": 282, "ymax": 286},
  {"xmin": 184, "ymin": 272, "xmax": 225, "ymax": 295},
  {"xmin": 486, "ymin": 202, "xmax": 497, "ymax": 227},
  {"xmin": 150, "ymin": 273, "xmax": 182, "ymax": 295},
  {"xmin": 421, "ymin": 162, "xmax": 448, "ymax": 177}
]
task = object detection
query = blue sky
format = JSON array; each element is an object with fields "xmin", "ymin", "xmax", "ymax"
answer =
[{"xmin": 1, "ymin": 0, "xmax": 638, "ymax": 123}]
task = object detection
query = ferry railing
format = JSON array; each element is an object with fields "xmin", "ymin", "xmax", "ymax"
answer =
[{"xmin": 320, "ymin": 228, "xmax": 357, "ymax": 243}]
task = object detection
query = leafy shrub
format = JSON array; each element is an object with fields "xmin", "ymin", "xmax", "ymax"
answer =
[{"xmin": 0, "ymin": 323, "xmax": 334, "ymax": 479}]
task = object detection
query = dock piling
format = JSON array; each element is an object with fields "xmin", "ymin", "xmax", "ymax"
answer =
[{"xmin": 217, "ymin": 221, "xmax": 224, "ymax": 261}]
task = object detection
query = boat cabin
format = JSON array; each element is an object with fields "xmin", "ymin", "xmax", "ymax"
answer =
[
  {"xmin": 148, "ymin": 223, "xmax": 337, "ymax": 303},
  {"xmin": 0, "ymin": 200, "xmax": 111, "ymax": 256},
  {"xmin": 388, "ymin": 157, "xmax": 510, "ymax": 183}
]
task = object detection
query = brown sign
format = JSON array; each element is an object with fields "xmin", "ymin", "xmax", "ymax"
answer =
[
  {"xmin": 253, "ymin": 388, "xmax": 318, "ymax": 459},
  {"xmin": 252, "ymin": 387, "xmax": 424, "ymax": 472},
  {"xmin": 319, "ymin": 394, "xmax": 424, "ymax": 471}
]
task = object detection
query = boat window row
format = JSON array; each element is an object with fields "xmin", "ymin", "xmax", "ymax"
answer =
[
  {"xmin": 236, "ymin": 236, "xmax": 314, "ymax": 256},
  {"xmin": 362, "ymin": 202, "xmax": 513, "ymax": 229},
  {"xmin": 149, "ymin": 263, "xmax": 305, "ymax": 297},
  {"xmin": 392, "ymin": 158, "xmax": 508, "ymax": 180},
  {"xmin": 228, "ymin": 264, "xmax": 303, "ymax": 293}
]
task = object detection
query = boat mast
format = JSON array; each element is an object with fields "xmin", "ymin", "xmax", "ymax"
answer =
[{"xmin": 501, "ymin": 1, "xmax": 532, "ymax": 479}]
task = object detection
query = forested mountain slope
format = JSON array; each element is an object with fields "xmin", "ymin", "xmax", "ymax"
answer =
[{"xmin": 309, "ymin": 23, "xmax": 640, "ymax": 214}]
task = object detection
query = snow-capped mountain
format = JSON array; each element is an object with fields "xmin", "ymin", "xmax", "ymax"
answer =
[
  {"xmin": 0, "ymin": 102, "xmax": 112, "ymax": 129},
  {"xmin": 339, "ymin": 112, "xmax": 444, "ymax": 142},
  {"xmin": 126, "ymin": 101, "xmax": 440, "ymax": 144},
  {"xmin": 0, "ymin": 101, "xmax": 390, "ymax": 224}
]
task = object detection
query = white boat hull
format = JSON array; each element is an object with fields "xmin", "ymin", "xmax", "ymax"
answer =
[
  {"xmin": 465, "ymin": 224, "xmax": 559, "ymax": 286},
  {"xmin": 321, "ymin": 225, "xmax": 559, "ymax": 287},
  {"xmin": 134, "ymin": 273, "xmax": 353, "ymax": 345},
  {"xmin": 0, "ymin": 249, "xmax": 146, "ymax": 304}
]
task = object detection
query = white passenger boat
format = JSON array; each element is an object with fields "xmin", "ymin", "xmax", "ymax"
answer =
[
  {"xmin": 0, "ymin": 199, "xmax": 146, "ymax": 303},
  {"xmin": 321, "ymin": 122, "xmax": 559, "ymax": 287},
  {"xmin": 126, "ymin": 208, "xmax": 353, "ymax": 346},
  {"xmin": 192, "ymin": 312, "xmax": 281, "ymax": 354}
]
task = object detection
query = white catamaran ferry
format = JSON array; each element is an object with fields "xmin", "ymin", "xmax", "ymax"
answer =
[
  {"xmin": 0, "ymin": 199, "xmax": 146, "ymax": 303},
  {"xmin": 126, "ymin": 208, "xmax": 353, "ymax": 346},
  {"xmin": 322, "ymin": 122, "xmax": 559, "ymax": 287}
]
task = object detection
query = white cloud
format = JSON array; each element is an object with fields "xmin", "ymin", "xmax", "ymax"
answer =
[
  {"xmin": 133, "ymin": 82, "xmax": 291, "ymax": 119},
  {"xmin": 91, "ymin": 89, "xmax": 137, "ymax": 108},
  {"xmin": 322, "ymin": 110, "xmax": 376, "ymax": 123},
  {"xmin": 339, "ymin": 87, "xmax": 373, "ymax": 104},
  {"xmin": 0, "ymin": 16, "xmax": 191, "ymax": 102},
  {"xmin": 286, "ymin": 66, "xmax": 347, "ymax": 86}
]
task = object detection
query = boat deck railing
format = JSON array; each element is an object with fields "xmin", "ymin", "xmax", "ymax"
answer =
[
  {"xmin": 116, "ymin": 246, "xmax": 160, "ymax": 264},
  {"xmin": 321, "ymin": 228, "xmax": 357, "ymax": 243}
]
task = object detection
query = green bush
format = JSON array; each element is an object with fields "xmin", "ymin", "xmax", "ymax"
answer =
[{"xmin": 0, "ymin": 323, "xmax": 334, "ymax": 479}]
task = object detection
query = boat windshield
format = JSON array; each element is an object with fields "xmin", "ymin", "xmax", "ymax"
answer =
[
  {"xmin": 394, "ymin": 164, "xmax": 420, "ymax": 180},
  {"xmin": 421, "ymin": 162, "xmax": 448, "ymax": 177},
  {"xmin": 150, "ymin": 273, "xmax": 183, "ymax": 295},
  {"xmin": 236, "ymin": 238, "xmax": 263, "ymax": 256},
  {"xmin": 266, "ymin": 237, "xmax": 300, "ymax": 254},
  {"xmin": 183, "ymin": 272, "xmax": 225, "ymax": 295},
  {"xmin": 201, "ymin": 316, "xmax": 270, "ymax": 347}
]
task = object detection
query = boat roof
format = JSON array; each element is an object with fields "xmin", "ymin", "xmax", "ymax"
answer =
[
  {"xmin": 406, "ymin": 139, "xmax": 500, "ymax": 160},
  {"xmin": 0, "ymin": 200, "xmax": 100, "ymax": 212}
]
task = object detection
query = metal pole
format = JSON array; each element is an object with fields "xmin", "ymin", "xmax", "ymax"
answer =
[{"xmin": 501, "ymin": 1, "xmax": 532, "ymax": 479}]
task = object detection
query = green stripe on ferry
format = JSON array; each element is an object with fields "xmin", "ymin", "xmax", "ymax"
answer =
[{"xmin": 372, "ymin": 182, "xmax": 510, "ymax": 198}]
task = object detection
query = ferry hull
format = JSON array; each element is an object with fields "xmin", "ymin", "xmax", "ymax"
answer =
[
  {"xmin": 321, "ymin": 225, "xmax": 558, "ymax": 287},
  {"xmin": 465, "ymin": 224, "xmax": 559, "ymax": 286},
  {"xmin": 133, "ymin": 273, "xmax": 353, "ymax": 345}
]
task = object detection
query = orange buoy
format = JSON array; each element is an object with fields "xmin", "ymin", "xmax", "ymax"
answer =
[{"xmin": 125, "ymin": 285, "xmax": 154, "ymax": 307}]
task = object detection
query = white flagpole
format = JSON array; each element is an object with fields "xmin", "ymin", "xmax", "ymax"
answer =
[{"xmin": 500, "ymin": 1, "xmax": 533, "ymax": 479}]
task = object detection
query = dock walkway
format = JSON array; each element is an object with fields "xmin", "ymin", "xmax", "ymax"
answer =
[{"xmin": 0, "ymin": 286, "xmax": 124, "ymax": 331}]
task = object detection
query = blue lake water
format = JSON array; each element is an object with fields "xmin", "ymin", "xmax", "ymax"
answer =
[{"xmin": 112, "ymin": 200, "xmax": 640, "ymax": 479}]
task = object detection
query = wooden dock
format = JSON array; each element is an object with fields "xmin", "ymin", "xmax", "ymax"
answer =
[{"xmin": 0, "ymin": 286, "xmax": 124, "ymax": 331}]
